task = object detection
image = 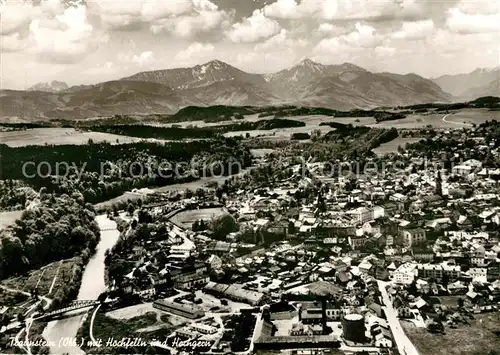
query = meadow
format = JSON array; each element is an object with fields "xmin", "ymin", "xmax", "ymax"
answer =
[
  {"xmin": 0, "ymin": 210, "xmax": 22, "ymax": 230},
  {"xmin": 0, "ymin": 128, "xmax": 160, "ymax": 147},
  {"xmin": 169, "ymin": 207, "xmax": 225, "ymax": 229},
  {"xmin": 403, "ymin": 312, "xmax": 500, "ymax": 355},
  {"xmin": 370, "ymin": 109, "xmax": 500, "ymax": 130},
  {"xmin": 250, "ymin": 148, "xmax": 275, "ymax": 157},
  {"xmin": 222, "ymin": 114, "xmax": 339, "ymax": 140},
  {"xmin": 372, "ymin": 137, "xmax": 423, "ymax": 156}
]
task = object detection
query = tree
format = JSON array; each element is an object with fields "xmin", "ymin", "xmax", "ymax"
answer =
[
  {"xmin": 215, "ymin": 187, "xmax": 224, "ymax": 201},
  {"xmin": 0, "ymin": 314, "xmax": 9, "ymax": 328},
  {"xmin": 211, "ymin": 214, "xmax": 238, "ymax": 239},
  {"xmin": 310, "ymin": 129, "xmax": 322, "ymax": 141},
  {"xmin": 127, "ymin": 203, "xmax": 135, "ymax": 216},
  {"xmin": 408, "ymin": 280, "xmax": 418, "ymax": 295},
  {"xmin": 185, "ymin": 188, "xmax": 193, "ymax": 199},
  {"xmin": 195, "ymin": 188, "xmax": 205, "ymax": 199},
  {"xmin": 108, "ymin": 259, "xmax": 129, "ymax": 286},
  {"xmin": 442, "ymin": 272, "xmax": 450, "ymax": 287}
]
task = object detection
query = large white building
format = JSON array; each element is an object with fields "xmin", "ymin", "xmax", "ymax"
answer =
[
  {"xmin": 393, "ymin": 263, "xmax": 417, "ymax": 284},
  {"xmin": 350, "ymin": 207, "xmax": 374, "ymax": 225}
]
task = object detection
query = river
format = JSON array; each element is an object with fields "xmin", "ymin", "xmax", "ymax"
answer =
[{"xmin": 42, "ymin": 214, "xmax": 120, "ymax": 354}]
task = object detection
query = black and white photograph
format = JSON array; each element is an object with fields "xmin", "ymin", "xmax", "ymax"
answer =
[{"xmin": 0, "ymin": 0, "xmax": 500, "ymax": 354}]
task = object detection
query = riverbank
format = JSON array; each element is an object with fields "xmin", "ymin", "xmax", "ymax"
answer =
[{"xmin": 42, "ymin": 215, "xmax": 120, "ymax": 354}]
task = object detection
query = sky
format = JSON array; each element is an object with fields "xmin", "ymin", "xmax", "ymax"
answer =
[{"xmin": 1, "ymin": 0, "xmax": 499, "ymax": 89}]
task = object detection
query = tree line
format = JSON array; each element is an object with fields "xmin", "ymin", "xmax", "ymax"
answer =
[
  {"xmin": 87, "ymin": 118, "xmax": 305, "ymax": 141},
  {"xmin": 0, "ymin": 138, "xmax": 252, "ymax": 205},
  {"xmin": 0, "ymin": 192, "xmax": 100, "ymax": 280}
]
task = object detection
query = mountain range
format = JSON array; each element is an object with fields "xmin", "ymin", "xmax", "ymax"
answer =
[
  {"xmin": 432, "ymin": 67, "xmax": 500, "ymax": 99},
  {"xmin": 1, "ymin": 58, "xmax": 488, "ymax": 120}
]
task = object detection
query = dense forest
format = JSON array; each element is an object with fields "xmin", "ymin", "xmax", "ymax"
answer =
[
  {"xmin": 89, "ymin": 124, "xmax": 215, "ymax": 140},
  {"xmin": 0, "ymin": 181, "xmax": 39, "ymax": 211},
  {"xmin": 0, "ymin": 192, "xmax": 100, "ymax": 280},
  {"xmin": 373, "ymin": 111, "xmax": 408, "ymax": 123},
  {"xmin": 165, "ymin": 105, "xmax": 266, "ymax": 122},
  {"xmin": 0, "ymin": 138, "xmax": 252, "ymax": 205},
  {"xmin": 399, "ymin": 96, "xmax": 500, "ymax": 111}
]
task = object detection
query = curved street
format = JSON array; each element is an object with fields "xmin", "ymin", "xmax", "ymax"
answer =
[{"xmin": 442, "ymin": 113, "xmax": 473, "ymax": 127}]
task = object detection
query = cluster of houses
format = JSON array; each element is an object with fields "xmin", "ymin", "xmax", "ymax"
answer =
[{"xmin": 101, "ymin": 122, "xmax": 500, "ymax": 354}]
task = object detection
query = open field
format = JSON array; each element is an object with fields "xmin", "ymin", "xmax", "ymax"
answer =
[
  {"xmin": 250, "ymin": 148, "xmax": 275, "ymax": 157},
  {"xmin": 153, "ymin": 167, "xmax": 252, "ymax": 194},
  {"xmin": 370, "ymin": 109, "xmax": 500, "ymax": 130},
  {"xmin": 223, "ymin": 114, "xmax": 337, "ymax": 140},
  {"xmin": 93, "ymin": 192, "xmax": 146, "ymax": 210},
  {"xmin": 403, "ymin": 312, "xmax": 500, "ymax": 355},
  {"xmin": 0, "ymin": 128, "xmax": 163, "ymax": 147},
  {"xmin": 0, "ymin": 257, "xmax": 79, "ymax": 296},
  {"xmin": 161, "ymin": 113, "xmax": 264, "ymax": 128},
  {"xmin": 169, "ymin": 207, "xmax": 225, "ymax": 229},
  {"xmin": 372, "ymin": 137, "xmax": 423, "ymax": 155},
  {"xmin": 0, "ymin": 210, "xmax": 22, "ymax": 230}
]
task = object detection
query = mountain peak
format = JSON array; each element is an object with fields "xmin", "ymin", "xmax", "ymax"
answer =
[
  {"xmin": 298, "ymin": 58, "xmax": 319, "ymax": 66},
  {"xmin": 202, "ymin": 59, "xmax": 230, "ymax": 69},
  {"xmin": 28, "ymin": 80, "xmax": 68, "ymax": 92}
]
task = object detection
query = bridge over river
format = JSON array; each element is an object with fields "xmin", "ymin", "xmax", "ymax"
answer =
[{"xmin": 35, "ymin": 300, "xmax": 101, "ymax": 321}]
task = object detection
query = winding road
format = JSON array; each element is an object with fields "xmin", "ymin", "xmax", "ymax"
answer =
[{"xmin": 442, "ymin": 113, "xmax": 473, "ymax": 127}]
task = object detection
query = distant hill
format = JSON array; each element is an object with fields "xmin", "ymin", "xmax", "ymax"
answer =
[
  {"xmin": 432, "ymin": 67, "xmax": 500, "ymax": 98},
  {"xmin": 461, "ymin": 79, "xmax": 500, "ymax": 100},
  {"xmin": 1, "ymin": 59, "xmax": 452, "ymax": 119},
  {"xmin": 0, "ymin": 80, "xmax": 203, "ymax": 120}
]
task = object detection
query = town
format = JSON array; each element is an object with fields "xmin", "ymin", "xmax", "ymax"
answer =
[{"xmin": 4, "ymin": 119, "xmax": 498, "ymax": 355}]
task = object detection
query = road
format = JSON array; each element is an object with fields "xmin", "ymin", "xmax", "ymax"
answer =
[
  {"xmin": 442, "ymin": 113, "xmax": 473, "ymax": 127},
  {"xmin": 244, "ymin": 312, "xmax": 262, "ymax": 355},
  {"xmin": 47, "ymin": 261, "xmax": 62, "ymax": 296},
  {"xmin": 89, "ymin": 304, "xmax": 102, "ymax": 344},
  {"xmin": 377, "ymin": 280, "xmax": 420, "ymax": 355},
  {"xmin": 25, "ymin": 318, "xmax": 33, "ymax": 355}
]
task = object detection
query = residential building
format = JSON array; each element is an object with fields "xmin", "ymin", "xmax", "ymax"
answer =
[
  {"xmin": 393, "ymin": 263, "xmax": 417, "ymax": 284},
  {"xmin": 402, "ymin": 228, "xmax": 426, "ymax": 247}
]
